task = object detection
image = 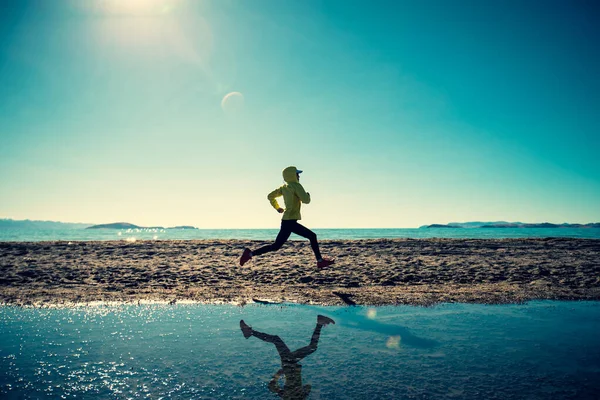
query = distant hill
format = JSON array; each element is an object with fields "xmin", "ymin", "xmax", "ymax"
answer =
[
  {"xmin": 1, "ymin": 219, "xmax": 199, "ymax": 230},
  {"xmin": 426, "ymin": 224, "xmax": 463, "ymax": 228},
  {"xmin": 447, "ymin": 221, "xmax": 520, "ymax": 228},
  {"xmin": 421, "ymin": 222, "xmax": 600, "ymax": 229},
  {"xmin": 86, "ymin": 223, "xmax": 143, "ymax": 230},
  {"xmin": 0, "ymin": 218, "xmax": 92, "ymax": 230},
  {"xmin": 86, "ymin": 222, "xmax": 198, "ymax": 229},
  {"xmin": 479, "ymin": 222, "xmax": 600, "ymax": 228}
]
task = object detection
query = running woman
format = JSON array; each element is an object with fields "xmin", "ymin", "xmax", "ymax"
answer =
[{"xmin": 239, "ymin": 166, "xmax": 335, "ymax": 268}]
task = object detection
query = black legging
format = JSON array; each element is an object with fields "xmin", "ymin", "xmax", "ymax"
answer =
[
  {"xmin": 251, "ymin": 323, "xmax": 323, "ymax": 364},
  {"xmin": 252, "ymin": 220, "xmax": 322, "ymax": 261}
]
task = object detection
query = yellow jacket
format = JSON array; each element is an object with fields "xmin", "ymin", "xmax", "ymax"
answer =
[{"xmin": 268, "ymin": 166, "xmax": 311, "ymax": 220}]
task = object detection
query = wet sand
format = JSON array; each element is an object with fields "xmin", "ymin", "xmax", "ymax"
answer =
[{"xmin": 1, "ymin": 238, "xmax": 599, "ymax": 306}]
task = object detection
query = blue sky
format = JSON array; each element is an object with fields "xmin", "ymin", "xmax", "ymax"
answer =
[{"xmin": 1, "ymin": 0, "xmax": 598, "ymax": 228}]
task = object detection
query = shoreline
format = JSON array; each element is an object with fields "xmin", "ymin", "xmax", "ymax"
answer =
[{"xmin": 1, "ymin": 238, "xmax": 599, "ymax": 307}]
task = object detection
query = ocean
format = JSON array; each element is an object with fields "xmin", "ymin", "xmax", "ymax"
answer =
[
  {"xmin": 1, "ymin": 301, "xmax": 599, "ymax": 399},
  {"xmin": 1, "ymin": 227, "xmax": 600, "ymax": 242}
]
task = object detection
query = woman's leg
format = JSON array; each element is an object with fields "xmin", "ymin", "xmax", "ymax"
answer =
[
  {"xmin": 290, "ymin": 315, "xmax": 334, "ymax": 361},
  {"xmin": 290, "ymin": 324, "xmax": 322, "ymax": 361},
  {"xmin": 290, "ymin": 222, "xmax": 322, "ymax": 261},
  {"xmin": 252, "ymin": 220, "xmax": 293, "ymax": 256},
  {"xmin": 251, "ymin": 329, "xmax": 294, "ymax": 363}
]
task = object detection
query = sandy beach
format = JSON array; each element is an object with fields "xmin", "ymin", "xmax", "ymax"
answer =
[{"xmin": 1, "ymin": 238, "xmax": 599, "ymax": 306}]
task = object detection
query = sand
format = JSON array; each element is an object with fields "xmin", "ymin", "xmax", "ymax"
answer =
[{"xmin": 1, "ymin": 238, "xmax": 599, "ymax": 306}]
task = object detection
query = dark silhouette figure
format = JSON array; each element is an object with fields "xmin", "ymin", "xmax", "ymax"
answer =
[
  {"xmin": 332, "ymin": 291, "xmax": 357, "ymax": 306},
  {"xmin": 239, "ymin": 166, "xmax": 334, "ymax": 269},
  {"xmin": 240, "ymin": 315, "xmax": 335, "ymax": 399}
]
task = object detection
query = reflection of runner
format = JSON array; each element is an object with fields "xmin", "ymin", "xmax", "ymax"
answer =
[
  {"xmin": 239, "ymin": 166, "xmax": 335, "ymax": 269},
  {"xmin": 240, "ymin": 315, "xmax": 335, "ymax": 399}
]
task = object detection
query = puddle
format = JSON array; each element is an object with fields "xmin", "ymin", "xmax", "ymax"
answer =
[{"xmin": 1, "ymin": 301, "xmax": 599, "ymax": 399}]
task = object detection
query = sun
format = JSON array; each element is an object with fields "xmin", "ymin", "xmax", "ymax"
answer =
[{"xmin": 89, "ymin": 0, "xmax": 180, "ymax": 15}]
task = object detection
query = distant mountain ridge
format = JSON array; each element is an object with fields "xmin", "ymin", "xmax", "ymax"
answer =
[
  {"xmin": 0, "ymin": 219, "xmax": 198, "ymax": 230},
  {"xmin": 86, "ymin": 223, "xmax": 198, "ymax": 230},
  {"xmin": 86, "ymin": 223, "xmax": 141, "ymax": 230},
  {"xmin": 0, "ymin": 218, "xmax": 92, "ymax": 230},
  {"xmin": 421, "ymin": 222, "xmax": 600, "ymax": 229}
]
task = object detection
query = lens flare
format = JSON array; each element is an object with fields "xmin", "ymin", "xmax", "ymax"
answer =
[
  {"xmin": 366, "ymin": 309, "xmax": 377, "ymax": 319},
  {"xmin": 221, "ymin": 92, "xmax": 244, "ymax": 114},
  {"xmin": 386, "ymin": 336, "xmax": 401, "ymax": 349}
]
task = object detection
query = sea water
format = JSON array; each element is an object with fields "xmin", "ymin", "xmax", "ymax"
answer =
[
  {"xmin": 1, "ymin": 227, "xmax": 600, "ymax": 242},
  {"xmin": 1, "ymin": 301, "xmax": 599, "ymax": 399}
]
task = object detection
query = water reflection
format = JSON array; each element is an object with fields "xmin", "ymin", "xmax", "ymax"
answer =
[
  {"xmin": 287, "ymin": 304, "xmax": 438, "ymax": 349},
  {"xmin": 341, "ymin": 308, "xmax": 438, "ymax": 349},
  {"xmin": 240, "ymin": 315, "xmax": 335, "ymax": 399}
]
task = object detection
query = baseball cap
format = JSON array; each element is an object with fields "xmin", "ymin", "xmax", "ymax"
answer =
[{"xmin": 296, "ymin": 169, "xmax": 303, "ymax": 174}]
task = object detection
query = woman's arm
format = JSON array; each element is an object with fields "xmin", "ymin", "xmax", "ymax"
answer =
[
  {"xmin": 268, "ymin": 369, "xmax": 284, "ymax": 396},
  {"xmin": 267, "ymin": 187, "xmax": 284, "ymax": 211},
  {"xmin": 293, "ymin": 183, "xmax": 311, "ymax": 204}
]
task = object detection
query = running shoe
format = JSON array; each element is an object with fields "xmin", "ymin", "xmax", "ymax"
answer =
[
  {"xmin": 317, "ymin": 258, "xmax": 335, "ymax": 268},
  {"xmin": 240, "ymin": 248, "xmax": 252, "ymax": 266}
]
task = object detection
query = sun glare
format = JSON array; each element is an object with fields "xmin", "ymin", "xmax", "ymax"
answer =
[{"xmin": 92, "ymin": 0, "xmax": 180, "ymax": 15}]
